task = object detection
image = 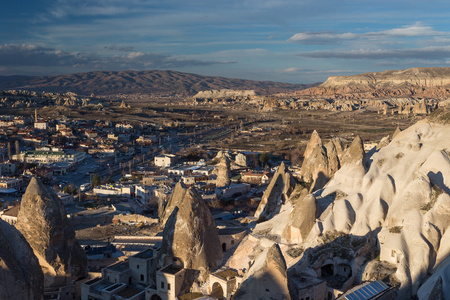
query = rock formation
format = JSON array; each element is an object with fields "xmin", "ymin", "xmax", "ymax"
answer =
[
  {"xmin": 255, "ymin": 162, "xmax": 296, "ymax": 221},
  {"xmin": 216, "ymin": 156, "xmax": 231, "ymax": 187},
  {"xmin": 297, "ymin": 67, "xmax": 450, "ymax": 100},
  {"xmin": 234, "ymin": 243, "xmax": 290, "ymax": 300},
  {"xmin": 157, "ymin": 186, "xmax": 222, "ymax": 280},
  {"xmin": 0, "ymin": 219, "xmax": 44, "ymax": 300},
  {"xmin": 392, "ymin": 126, "xmax": 402, "ymax": 139},
  {"xmin": 283, "ymin": 193, "xmax": 317, "ymax": 244},
  {"xmin": 16, "ymin": 177, "xmax": 87, "ymax": 287},
  {"xmin": 159, "ymin": 181, "xmax": 189, "ymax": 227},
  {"xmin": 193, "ymin": 89, "xmax": 256, "ymax": 99},
  {"xmin": 298, "ymin": 131, "xmax": 343, "ymax": 191},
  {"xmin": 302, "ymin": 130, "xmax": 322, "ymax": 161},
  {"xmin": 235, "ymin": 152, "xmax": 247, "ymax": 167},
  {"xmin": 340, "ymin": 135, "xmax": 366, "ymax": 167}
]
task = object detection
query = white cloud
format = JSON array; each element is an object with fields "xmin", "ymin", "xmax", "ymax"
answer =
[
  {"xmin": 289, "ymin": 22, "xmax": 447, "ymax": 44},
  {"xmin": 299, "ymin": 46, "xmax": 450, "ymax": 60}
]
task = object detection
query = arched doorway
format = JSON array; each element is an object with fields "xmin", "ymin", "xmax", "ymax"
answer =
[
  {"xmin": 211, "ymin": 282, "xmax": 224, "ymax": 299},
  {"xmin": 150, "ymin": 294, "xmax": 162, "ymax": 300},
  {"xmin": 222, "ymin": 243, "xmax": 227, "ymax": 252}
]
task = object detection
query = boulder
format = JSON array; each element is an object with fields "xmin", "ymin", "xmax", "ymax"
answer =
[{"xmin": 16, "ymin": 177, "xmax": 87, "ymax": 287}]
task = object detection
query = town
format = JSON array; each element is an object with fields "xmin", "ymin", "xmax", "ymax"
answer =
[{"xmin": 0, "ymin": 82, "xmax": 448, "ymax": 300}]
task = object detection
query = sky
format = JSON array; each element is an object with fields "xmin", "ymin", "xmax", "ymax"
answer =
[{"xmin": 2, "ymin": 0, "xmax": 450, "ymax": 83}]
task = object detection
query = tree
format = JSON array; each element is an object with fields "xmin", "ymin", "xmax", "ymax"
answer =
[
  {"xmin": 259, "ymin": 152, "xmax": 270, "ymax": 167},
  {"xmin": 91, "ymin": 174, "xmax": 101, "ymax": 187},
  {"xmin": 106, "ymin": 176, "xmax": 115, "ymax": 184}
]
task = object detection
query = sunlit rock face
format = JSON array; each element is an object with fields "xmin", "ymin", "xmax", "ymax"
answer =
[
  {"xmin": 233, "ymin": 243, "xmax": 290, "ymax": 300},
  {"xmin": 16, "ymin": 177, "xmax": 87, "ymax": 287},
  {"xmin": 158, "ymin": 185, "xmax": 222, "ymax": 280},
  {"xmin": 255, "ymin": 162, "xmax": 296, "ymax": 221}
]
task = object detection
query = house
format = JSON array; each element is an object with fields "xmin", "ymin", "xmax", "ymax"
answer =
[
  {"xmin": 146, "ymin": 264, "xmax": 186, "ymax": 300},
  {"xmin": 34, "ymin": 121, "xmax": 48, "ymax": 130},
  {"xmin": 12, "ymin": 149, "xmax": 86, "ymax": 165},
  {"xmin": 0, "ymin": 203, "xmax": 20, "ymax": 225},
  {"xmin": 0, "ymin": 177, "xmax": 23, "ymax": 191},
  {"xmin": 85, "ymin": 130, "xmax": 98, "ymax": 139},
  {"xmin": 207, "ymin": 269, "xmax": 244, "ymax": 299},
  {"xmin": 154, "ymin": 154, "xmax": 178, "ymax": 168},
  {"xmin": 136, "ymin": 135, "xmax": 157, "ymax": 145},
  {"xmin": 215, "ymin": 183, "xmax": 251, "ymax": 199},
  {"xmin": 142, "ymin": 175, "xmax": 172, "ymax": 186},
  {"xmin": 135, "ymin": 185, "xmax": 157, "ymax": 205},
  {"xmin": 57, "ymin": 192, "xmax": 74, "ymax": 205},
  {"xmin": 81, "ymin": 248, "xmax": 156, "ymax": 300},
  {"xmin": 0, "ymin": 160, "xmax": 18, "ymax": 175},
  {"xmin": 241, "ymin": 171, "xmax": 272, "ymax": 185}
]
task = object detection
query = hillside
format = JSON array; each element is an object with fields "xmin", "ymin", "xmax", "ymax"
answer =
[
  {"xmin": 297, "ymin": 67, "xmax": 450, "ymax": 100},
  {"xmin": 0, "ymin": 70, "xmax": 314, "ymax": 97},
  {"xmin": 228, "ymin": 108, "xmax": 450, "ymax": 299}
]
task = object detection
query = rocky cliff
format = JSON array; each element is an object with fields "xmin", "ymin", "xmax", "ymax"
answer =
[
  {"xmin": 0, "ymin": 219, "xmax": 44, "ymax": 300},
  {"xmin": 193, "ymin": 89, "xmax": 256, "ymax": 99},
  {"xmin": 231, "ymin": 108, "xmax": 450, "ymax": 299},
  {"xmin": 297, "ymin": 67, "xmax": 450, "ymax": 100},
  {"xmin": 16, "ymin": 177, "xmax": 87, "ymax": 287},
  {"xmin": 157, "ymin": 185, "xmax": 222, "ymax": 280}
]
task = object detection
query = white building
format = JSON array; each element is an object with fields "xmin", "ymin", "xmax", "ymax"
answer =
[
  {"xmin": 93, "ymin": 184, "xmax": 134, "ymax": 198},
  {"xmin": 154, "ymin": 154, "xmax": 178, "ymax": 168},
  {"xmin": 12, "ymin": 150, "xmax": 86, "ymax": 165},
  {"xmin": 34, "ymin": 121, "xmax": 48, "ymax": 130}
]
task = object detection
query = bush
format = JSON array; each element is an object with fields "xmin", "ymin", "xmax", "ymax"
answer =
[{"xmin": 389, "ymin": 226, "xmax": 402, "ymax": 234}]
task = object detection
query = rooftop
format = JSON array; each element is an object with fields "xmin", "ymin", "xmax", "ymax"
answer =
[
  {"xmin": 132, "ymin": 249, "xmax": 153, "ymax": 259},
  {"xmin": 116, "ymin": 286, "xmax": 144, "ymax": 299},
  {"xmin": 160, "ymin": 264, "xmax": 183, "ymax": 275},
  {"xmin": 214, "ymin": 269, "xmax": 239, "ymax": 280},
  {"xmin": 106, "ymin": 261, "xmax": 130, "ymax": 273}
]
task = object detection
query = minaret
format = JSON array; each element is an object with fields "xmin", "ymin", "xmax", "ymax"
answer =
[{"xmin": 35, "ymin": 109, "xmax": 38, "ymax": 123}]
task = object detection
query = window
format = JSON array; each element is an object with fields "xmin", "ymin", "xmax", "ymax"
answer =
[
  {"xmin": 391, "ymin": 250, "xmax": 395, "ymax": 257},
  {"xmin": 137, "ymin": 265, "xmax": 140, "ymax": 269},
  {"xmin": 161, "ymin": 282, "xmax": 165, "ymax": 289},
  {"xmin": 140, "ymin": 274, "xmax": 144, "ymax": 281},
  {"xmin": 168, "ymin": 283, "xmax": 171, "ymax": 290},
  {"xmin": 231, "ymin": 240, "xmax": 234, "ymax": 245}
]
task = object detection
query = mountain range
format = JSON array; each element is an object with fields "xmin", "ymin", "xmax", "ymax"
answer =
[{"xmin": 0, "ymin": 70, "xmax": 315, "ymax": 97}]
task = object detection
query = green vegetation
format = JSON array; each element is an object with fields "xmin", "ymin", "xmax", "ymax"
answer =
[
  {"xmin": 91, "ymin": 173, "xmax": 101, "ymax": 187},
  {"xmin": 287, "ymin": 247, "xmax": 304, "ymax": 258},
  {"xmin": 389, "ymin": 226, "xmax": 403, "ymax": 234}
]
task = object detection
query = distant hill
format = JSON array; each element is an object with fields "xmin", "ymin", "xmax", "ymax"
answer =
[
  {"xmin": 0, "ymin": 70, "xmax": 315, "ymax": 97},
  {"xmin": 296, "ymin": 67, "xmax": 450, "ymax": 99}
]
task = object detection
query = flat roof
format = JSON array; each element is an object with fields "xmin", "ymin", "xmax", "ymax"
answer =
[
  {"xmin": 132, "ymin": 249, "xmax": 153, "ymax": 259},
  {"xmin": 106, "ymin": 261, "xmax": 130, "ymax": 272},
  {"xmin": 116, "ymin": 286, "xmax": 144, "ymax": 298},
  {"xmin": 214, "ymin": 269, "xmax": 238, "ymax": 280},
  {"xmin": 160, "ymin": 264, "xmax": 183, "ymax": 275}
]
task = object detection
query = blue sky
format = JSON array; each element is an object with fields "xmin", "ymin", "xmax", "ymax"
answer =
[{"xmin": 2, "ymin": 0, "xmax": 450, "ymax": 83}]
